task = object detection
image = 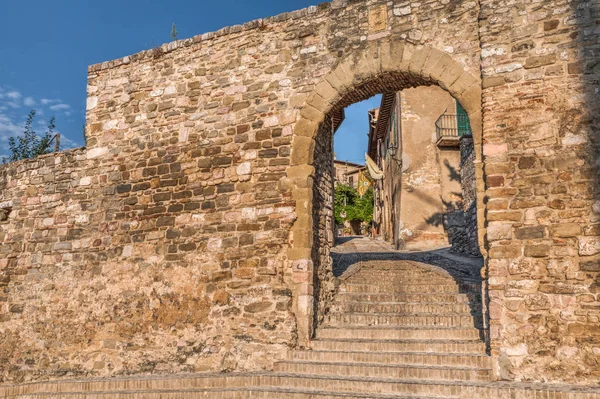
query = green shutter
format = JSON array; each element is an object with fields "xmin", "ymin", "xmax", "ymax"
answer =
[{"xmin": 456, "ymin": 100, "xmax": 471, "ymax": 137}]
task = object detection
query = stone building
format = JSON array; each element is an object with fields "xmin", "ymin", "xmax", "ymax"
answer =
[
  {"xmin": 0, "ymin": 0, "xmax": 599, "ymax": 394},
  {"xmin": 368, "ymin": 86, "xmax": 481, "ymax": 254},
  {"xmin": 368, "ymin": 87, "xmax": 471, "ymax": 250},
  {"xmin": 333, "ymin": 160, "xmax": 366, "ymax": 189}
]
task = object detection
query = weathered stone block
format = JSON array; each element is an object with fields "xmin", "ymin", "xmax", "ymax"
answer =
[{"xmin": 552, "ymin": 223, "xmax": 582, "ymax": 238}]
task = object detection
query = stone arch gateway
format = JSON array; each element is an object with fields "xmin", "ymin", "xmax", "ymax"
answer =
[
  {"xmin": 0, "ymin": 0, "xmax": 599, "ymax": 389},
  {"xmin": 287, "ymin": 39, "xmax": 486, "ymax": 346}
]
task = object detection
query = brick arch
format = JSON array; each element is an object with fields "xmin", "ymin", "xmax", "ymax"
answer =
[{"xmin": 288, "ymin": 40, "xmax": 486, "ymax": 345}]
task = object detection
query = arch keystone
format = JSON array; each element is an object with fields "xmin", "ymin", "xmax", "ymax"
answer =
[
  {"xmin": 397, "ymin": 42, "xmax": 416, "ymax": 72},
  {"xmin": 353, "ymin": 46, "xmax": 382, "ymax": 80}
]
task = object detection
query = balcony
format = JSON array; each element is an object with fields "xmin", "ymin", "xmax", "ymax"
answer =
[{"xmin": 435, "ymin": 114, "xmax": 472, "ymax": 148}]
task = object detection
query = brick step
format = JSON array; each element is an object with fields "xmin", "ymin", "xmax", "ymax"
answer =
[
  {"xmin": 310, "ymin": 339, "xmax": 487, "ymax": 354},
  {"xmin": 325, "ymin": 313, "xmax": 483, "ymax": 328},
  {"xmin": 331, "ymin": 301, "xmax": 475, "ymax": 314},
  {"xmin": 344, "ymin": 265, "xmax": 452, "ymax": 278},
  {"xmin": 344, "ymin": 277, "xmax": 457, "ymax": 285},
  {"xmin": 334, "ymin": 292, "xmax": 474, "ymax": 303},
  {"xmin": 340, "ymin": 284, "xmax": 464, "ymax": 294},
  {"xmin": 342, "ymin": 269, "xmax": 453, "ymax": 280},
  {"xmin": 273, "ymin": 361, "xmax": 493, "ymax": 382},
  {"xmin": 0, "ymin": 388, "xmax": 454, "ymax": 399},
  {"xmin": 316, "ymin": 326, "xmax": 483, "ymax": 341},
  {"xmin": 289, "ymin": 350, "xmax": 492, "ymax": 368},
  {"xmin": 4, "ymin": 373, "xmax": 599, "ymax": 399}
]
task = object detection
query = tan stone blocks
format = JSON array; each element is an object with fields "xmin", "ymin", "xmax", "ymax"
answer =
[
  {"xmin": 3, "ymin": 0, "xmax": 599, "ymax": 387},
  {"xmin": 438, "ymin": 59, "xmax": 466, "ymax": 92},
  {"xmin": 489, "ymin": 245, "xmax": 523, "ymax": 260},
  {"xmin": 313, "ymin": 81, "xmax": 339, "ymax": 108},
  {"xmin": 419, "ymin": 49, "xmax": 445, "ymax": 81},
  {"xmin": 290, "ymin": 136, "xmax": 316, "ymax": 166},
  {"xmin": 487, "ymin": 223, "xmax": 513, "ymax": 241},
  {"xmin": 407, "ymin": 46, "xmax": 433, "ymax": 77},
  {"xmin": 293, "ymin": 119, "xmax": 318, "ymax": 139},
  {"xmin": 552, "ymin": 223, "xmax": 582, "ymax": 238},
  {"xmin": 299, "ymin": 104, "xmax": 325, "ymax": 124}
]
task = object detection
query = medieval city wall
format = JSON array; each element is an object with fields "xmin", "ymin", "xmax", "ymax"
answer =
[
  {"xmin": 479, "ymin": 0, "xmax": 600, "ymax": 382},
  {"xmin": 0, "ymin": 0, "xmax": 482, "ymax": 383},
  {"xmin": 0, "ymin": 0, "xmax": 598, "ymax": 388}
]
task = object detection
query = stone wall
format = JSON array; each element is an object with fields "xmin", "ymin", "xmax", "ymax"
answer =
[
  {"xmin": 480, "ymin": 0, "xmax": 600, "ymax": 383},
  {"xmin": 312, "ymin": 120, "xmax": 336, "ymax": 326},
  {"xmin": 0, "ymin": 143, "xmax": 297, "ymax": 382},
  {"xmin": 450, "ymin": 135, "xmax": 481, "ymax": 256},
  {"xmin": 1, "ymin": 0, "xmax": 483, "ymax": 383},
  {"xmin": 1, "ymin": 0, "xmax": 598, "ymax": 387}
]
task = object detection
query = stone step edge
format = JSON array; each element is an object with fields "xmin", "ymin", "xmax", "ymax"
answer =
[
  {"xmin": 5, "ymin": 372, "xmax": 600, "ymax": 396},
  {"xmin": 0, "ymin": 386, "xmax": 453, "ymax": 399},
  {"xmin": 326, "ymin": 312, "xmax": 483, "ymax": 317},
  {"xmin": 332, "ymin": 301, "xmax": 474, "ymax": 305},
  {"xmin": 318, "ymin": 325, "xmax": 482, "ymax": 331},
  {"xmin": 335, "ymin": 292, "xmax": 477, "ymax": 297},
  {"xmin": 309, "ymin": 340, "xmax": 487, "ymax": 352},
  {"xmin": 275, "ymin": 360, "xmax": 492, "ymax": 372},
  {"xmin": 311, "ymin": 338, "xmax": 487, "ymax": 347},
  {"xmin": 294, "ymin": 350, "xmax": 491, "ymax": 358},
  {"xmin": 335, "ymin": 293, "xmax": 473, "ymax": 298}
]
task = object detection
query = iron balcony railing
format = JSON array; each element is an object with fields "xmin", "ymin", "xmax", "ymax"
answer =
[{"xmin": 435, "ymin": 114, "xmax": 472, "ymax": 142}]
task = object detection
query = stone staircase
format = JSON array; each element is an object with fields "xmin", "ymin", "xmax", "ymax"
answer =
[
  {"xmin": 3, "ymin": 258, "xmax": 600, "ymax": 398},
  {"xmin": 272, "ymin": 259, "xmax": 493, "ymax": 397}
]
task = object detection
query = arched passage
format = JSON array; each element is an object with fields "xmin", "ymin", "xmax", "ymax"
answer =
[{"xmin": 287, "ymin": 40, "xmax": 487, "ymax": 346}]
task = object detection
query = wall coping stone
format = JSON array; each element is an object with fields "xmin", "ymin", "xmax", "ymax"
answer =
[{"xmin": 87, "ymin": 3, "xmax": 330, "ymax": 73}]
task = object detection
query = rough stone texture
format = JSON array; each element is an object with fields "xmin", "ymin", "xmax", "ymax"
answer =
[
  {"xmin": 480, "ymin": 0, "xmax": 600, "ymax": 383},
  {"xmin": 0, "ymin": 0, "xmax": 597, "ymax": 388},
  {"xmin": 312, "ymin": 119, "xmax": 336, "ymax": 326},
  {"xmin": 451, "ymin": 135, "xmax": 482, "ymax": 257}
]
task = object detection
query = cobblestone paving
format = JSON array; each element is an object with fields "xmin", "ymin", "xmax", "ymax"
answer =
[{"xmin": 332, "ymin": 236, "xmax": 483, "ymax": 283}]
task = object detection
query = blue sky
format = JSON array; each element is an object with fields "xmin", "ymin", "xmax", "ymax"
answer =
[
  {"xmin": 334, "ymin": 96, "xmax": 381, "ymax": 165},
  {"xmin": 0, "ymin": 0, "xmax": 379, "ymax": 164}
]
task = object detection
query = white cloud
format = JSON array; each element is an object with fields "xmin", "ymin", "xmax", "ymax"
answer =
[
  {"xmin": 0, "ymin": 113, "xmax": 23, "ymax": 142},
  {"xmin": 41, "ymin": 98, "xmax": 59, "ymax": 105},
  {"xmin": 6, "ymin": 91, "xmax": 21, "ymax": 100},
  {"xmin": 49, "ymin": 103, "xmax": 71, "ymax": 112},
  {"xmin": 23, "ymin": 97, "xmax": 36, "ymax": 107}
]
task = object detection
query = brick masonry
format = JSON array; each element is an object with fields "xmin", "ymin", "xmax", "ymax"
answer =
[{"xmin": 0, "ymin": 0, "xmax": 598, "ymax": 387}]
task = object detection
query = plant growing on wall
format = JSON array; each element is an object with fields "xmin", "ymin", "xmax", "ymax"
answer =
[
  {"xmin": 170, "ymin": 23, "xmax": 179, "ymax": 40},
  {"xmin": 3, "ymin": 110, "xmax": 57, "ymax": 163},
  {"xmin": 334, "ymin": 184, "xmax": 374, "ymax": 225}
]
